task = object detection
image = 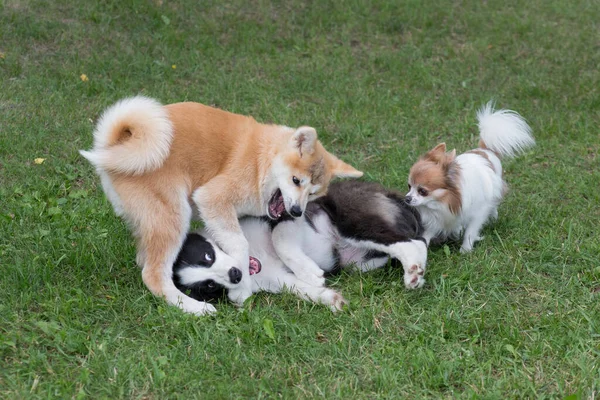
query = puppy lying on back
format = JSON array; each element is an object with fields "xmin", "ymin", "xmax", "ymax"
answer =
[
  {"xmin": 406, "ymin": 102, "xmax": 534, "ymax": 252},
  {"xmin": 80, "ymin": 96, "xmax": 362, "ymax": 315},
  {"xmin": 173, "ymin": 231, "xmax": 348, "ymax": 312}
]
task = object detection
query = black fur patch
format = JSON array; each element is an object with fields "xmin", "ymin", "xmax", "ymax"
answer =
[
  {"xmin": 313, "ymin": 180, "xmax": 423, "ymax": 246},
  {"xmin": 364, "ymin": 250, "xmax": 388, "ymax": 260},
  {"xmin": 323, "ymin": 248, "xmax": 342, "ymax": 277},
  {"xmin": 172, "ymin": 233, "xmax": 227, "ymax": 303},
  {"xmin": 303, "ymin": 202, "xmax": 322, "ymax": 232}
]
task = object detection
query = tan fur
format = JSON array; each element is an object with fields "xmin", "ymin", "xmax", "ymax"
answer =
[
  {"xmin": 82, "ymin": 99, "xmax": 362, "ymax": 314},
  {"xmin": 466, "ymin": 149, "xmax": 496, "ymax": 172},
  {"xmin": 477, "ymin": 138, "xmax": 503, "ymax": 158},
  {"xmin": 106, "ymin": 121, "xmax": 132, "ymax": 145}
]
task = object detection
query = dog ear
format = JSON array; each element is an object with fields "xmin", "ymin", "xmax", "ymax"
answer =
[
  {"xmin": 446, "ymin": 148, "xmax": 456, "ymax": 161},
  {"xmin": 425, "ymin": 143, "xmax": 447, "ymax": 163},
  {"xmin": 328, "ymin": 154, "xmax": 363, "ymax": 178},
  {"xmin": 432, "ymin": 143, "xmax": 446, "ymax": 153},
  {"xmin": 290, "ymin": 126, "xmax": 317, "ymax": 157}
]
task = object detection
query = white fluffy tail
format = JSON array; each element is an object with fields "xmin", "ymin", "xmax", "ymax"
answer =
[
  {"xmin": 476, "ymin": 101, "xmax": 535, "ymax": 158},
  {"xmin": 79, "ymin": 96, "xmax": 173, "ymax": 175}
]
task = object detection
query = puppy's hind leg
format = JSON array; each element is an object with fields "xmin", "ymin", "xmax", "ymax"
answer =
[
  {"xmin": 354, "ymin": 255, "xmax": 390, "ymax": 272},
  {"xmin": 460, "ymin": 208, "xmax": 491, "ymax": 253},
  {"xmin": 256, "ymin": 267, "xmax": 346, "ymax": 312},
  {"xmin": 345, "ymin": 238, "xmax": 428, "ymax": 289},
  {"xmin": 391, "ymin": 240, "xmax": 428, "ymax": 289}
]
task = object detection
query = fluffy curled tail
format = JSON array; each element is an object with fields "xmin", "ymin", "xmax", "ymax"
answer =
[
  {"xmin": 79, "ymin": 96, "xmax": 173, "ymax": 175},
  {"xmin": 476, "ymin": 101, "xmax": 535, "ymax": 158}
]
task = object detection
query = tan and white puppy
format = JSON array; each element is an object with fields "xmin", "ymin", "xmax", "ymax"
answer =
[
  {"xmin": 80, "ymin": 96, "xmax": 362, "ymax": 315},
  {"xmin": 405, "ymin": 102, "xmax": 534, "ymax": 252}
]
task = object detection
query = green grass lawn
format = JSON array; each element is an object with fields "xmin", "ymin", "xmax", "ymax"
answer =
[{"xmin": 1, "ymin": 0, "xmax": 599, "ymax": 398}]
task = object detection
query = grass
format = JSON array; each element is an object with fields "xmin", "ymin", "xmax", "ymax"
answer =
[{"xmin": 1, "ymin": 0, "xmax": 599, "ymax": 398}]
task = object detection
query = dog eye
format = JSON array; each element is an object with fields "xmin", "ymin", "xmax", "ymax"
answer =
[
  {"xmin": 204, "ymin": 253, "xmax": 212, "ymax": 262},
  {"xmin": 206, "ymin": 280, "xmax": 216, "ymax": 289},
  {"xmin": 292, "ymin": 176, "xmax": 301, "ymax": 186},
  {"xmin": 418, "ymin": 188, "xmax": 428, "ymax": 196}
]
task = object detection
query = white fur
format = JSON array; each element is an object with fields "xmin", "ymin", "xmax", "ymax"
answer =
[
  {"xmin": 79, "ymin": 96, "xmax": 173, "ymax": 175},
  {"xmin": 477, "ymin": 101, "xmax": 535, "ymax": 158},
  {"xmin": 415, "ymin": 152, "xmax": 504, "ymax": 242},
  {"xmin": 185, "ymin": 201, "xmax": 428, "ymax": 311},
  {"xmin": 272, "ymin": 209, "xmax": 427, "ymax": 289},
  {"xmin": 97, "ymin": 169, "xmax": 124, "ymax": 216},
  {"xmin": 408, "ymin": 102, "xmax": 534, "ymax": 252},
  {"xmin": 220, "ymin": 218, "xmax": 347, "ymax": 312},
  {"xmin": 271, "ymin": 216, "xmax": 329, "ymax": 287},
  {"xmin": 345, "ymin": 238, "xmax": 427, "ymax": 289},
  {"xmin": 354, "ymin": 256, "xmax": 389, "ymax": 272}
]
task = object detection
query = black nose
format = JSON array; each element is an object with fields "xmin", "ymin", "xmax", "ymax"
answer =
[
  {"xmin": 405, "ymin": 195, "xmax": 413, "ymax": 204},
  {"xmin": 228, "ymin": 267, "xmax": 242, "ymax": 284},
  {"xmin": 290, "ymin": 205, "xmax": 303, "ymax": 217}
]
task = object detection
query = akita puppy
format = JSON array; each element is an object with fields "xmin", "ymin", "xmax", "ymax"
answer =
[{"xmin": 80, "ymin": 96, "xmax": 362, "ymax": 315}]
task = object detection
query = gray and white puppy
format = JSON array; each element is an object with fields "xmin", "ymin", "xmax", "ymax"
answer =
[{"xmin": 270, "ymin": 180, "xmax": 428, "ymax": 289}]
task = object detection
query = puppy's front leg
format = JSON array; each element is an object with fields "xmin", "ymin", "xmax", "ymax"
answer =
[
  {"xmin": 253, "ymin": 263, "xmax": 346, "ymax": 312},
  {"xmin": 271, "ymin": 221, "xmax": 326, "ymax": 287},
  {"xmin": 201, "ymin": 212, "xmax": 253, "ymax": 305},
  {"xmin": 192, "ymin": 187, "xmax": 253, "ymax": 305}
]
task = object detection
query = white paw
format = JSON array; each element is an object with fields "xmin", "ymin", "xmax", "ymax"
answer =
[
  {"xmin": 228, "ymin": 286, "xmax": 253, "ymax": 306},
  {"xmin": 321, "ymin": 289, "xmax": 348, "ymax": 312},
  {"xmin": 461, "ymin": 236, "xmax": 483, "ymax": 253},
  {"xmin": 404, "ymin": 263, "xmax": 426, "ymax": 289},
  {"xmin": 179, "ymin": 300, "xmax": 217, "ymax": 316}
]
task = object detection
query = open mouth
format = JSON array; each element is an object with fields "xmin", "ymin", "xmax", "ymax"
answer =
[
  {"xmin": 249, "ymin": 256, "xmax": 262, "ymax": 275},
  {"xmin": 267, "ymin": 189, "xmax": 285, "ymax": 220}
]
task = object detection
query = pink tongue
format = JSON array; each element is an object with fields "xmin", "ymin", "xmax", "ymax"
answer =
[
  {"xmin": 269, "ymin": 194, "xmax": 285, "ymax": 218},
  {"xmin": 275, "ymin": 197, "xmax": 285, "ymax": 215},
  {"xmin": 249, "ymin": 256, "xmax": 262, "ymax": 275}
]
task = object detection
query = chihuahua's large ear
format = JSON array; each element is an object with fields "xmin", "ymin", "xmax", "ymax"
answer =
[
  {"xmin": 290, "ymin": 126, "xmax": 317, "ymax": 157},
  {"xmin": 424, "ymin": 142, "xmax": 447, "ymax": 163},
  {"xmin": 446, "ymin": 148, "xmax": 457, "ymax": 162},
  {"xmin": 329, "ymin": 154, "xmax": 363, "ymax": 178}
]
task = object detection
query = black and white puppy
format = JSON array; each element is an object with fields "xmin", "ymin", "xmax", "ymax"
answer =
[
  {"xmin": 172, "ymin": 229, "xmax": 347, "ymax": 312},
  {"xmin": 172, "ymin": 181, "xmax": 427, "ymax": 313}
]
